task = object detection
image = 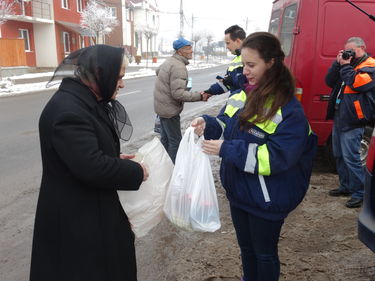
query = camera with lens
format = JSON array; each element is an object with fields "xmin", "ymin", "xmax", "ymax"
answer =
[{"xmin": 342, "ymin": 49, "xmax": 356, "ymax": 60}]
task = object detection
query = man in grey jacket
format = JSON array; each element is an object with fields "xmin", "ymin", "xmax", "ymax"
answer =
[{"xmin": 154, "ymin": 37, "xmax": 209, "ymax": 163}]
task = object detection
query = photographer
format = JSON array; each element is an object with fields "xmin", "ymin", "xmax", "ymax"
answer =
[
  {"xmin": 326, "ymin": 37, "xmax": 375, "ymax": 208},
  {"xmin": 203, "ymin": 25, "xmax": 246, "ymax": 96}
]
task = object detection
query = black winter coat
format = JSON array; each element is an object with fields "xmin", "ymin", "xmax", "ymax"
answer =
[{"xmin": 30, "ymin": 78, "xmax": 144, "ymax": 281}]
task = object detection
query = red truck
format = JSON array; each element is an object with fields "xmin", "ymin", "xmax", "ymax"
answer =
[
  {"xmin": 268, "ymin": 0, "xmax": 375, "ymax": 167},
  {"xmin": 269, "ymin": 0, "xmax": 375, "ymax": 252}
]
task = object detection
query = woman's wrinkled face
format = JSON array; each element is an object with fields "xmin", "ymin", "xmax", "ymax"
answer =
[
  {"xmin": 242, "ymin": 47, "xmax": 273, "ymax": 86},
  {"xmin": 112, "ymin": 64, "xmax": 126, "ymax": 99}
]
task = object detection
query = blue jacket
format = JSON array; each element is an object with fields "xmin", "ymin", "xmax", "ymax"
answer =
[
  {"xmin": 326, "ymin": 56, "xmax": 375, "ymax": 131},
  {"xmin": 206, "ymin": 55, "xmax": 245, "ymax": 95},
  {"xmin": 203, "ymin": 91, "xmax": 317, "ymax": 221}
]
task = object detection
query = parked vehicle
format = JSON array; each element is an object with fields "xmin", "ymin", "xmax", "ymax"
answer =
[
  {"xmin": 358, "ymin": 127, "xmax": 375, "ymax": 252},
  {"xmin": 268, "ymin": 0, "xmax": 375, "ymax": 168}
]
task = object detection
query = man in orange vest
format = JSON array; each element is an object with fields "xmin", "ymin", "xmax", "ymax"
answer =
[{"xmin": 326, "ymin": 37, "xmax": 375, "ymax": 208}]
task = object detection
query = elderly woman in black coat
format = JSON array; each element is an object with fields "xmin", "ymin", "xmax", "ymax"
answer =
[{"xmin": 30, "ymin": 45, "xmax": 148, "ymax": 281}]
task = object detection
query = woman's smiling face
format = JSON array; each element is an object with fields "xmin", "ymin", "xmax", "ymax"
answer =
[{"xmin": 241, "ymin": 47, "xmax": 273, "ymax": 86}]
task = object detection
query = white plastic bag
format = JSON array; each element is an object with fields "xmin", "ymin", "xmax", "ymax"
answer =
[
  {"xmin": 164, "ymin": 127, "xmax": 221, "ymax": 232},
  {"xmin": 118, "ymin": 137, "xmax": 174, "ymax": 237}
]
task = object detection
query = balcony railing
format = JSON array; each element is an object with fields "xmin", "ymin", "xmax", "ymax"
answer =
[
  {"xmin": 31, "ymin": 0, "xmax": 51, "ymax": 20},
  {"xmin": 15, "ymin": 0, "xmax": 51, "ymax": 20}
]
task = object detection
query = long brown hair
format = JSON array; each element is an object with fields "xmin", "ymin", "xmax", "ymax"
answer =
[{"xmin": 239, "ymin": 32, "xmax": 295, "ymax": 128}]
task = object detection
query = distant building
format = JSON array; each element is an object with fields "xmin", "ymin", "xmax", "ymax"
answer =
[
  {"xmin": 0, "ymin": 0, "xmax": 159, "ymax": 72},
  {"xmin": 0, "ymin": 0, "xmax": 91, "ymax": 70},
  {"xmin": 132, "ymin": 0, "xmax": 160, "ymax": 58}
]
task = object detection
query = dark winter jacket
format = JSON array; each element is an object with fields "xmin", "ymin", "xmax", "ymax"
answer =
[
  {"xmin": 30, "ymin": 78, "xmax": 144, "ymax": 281},
  {"xmin": 326, "ymin": 57, "xmax": 375, "ymax": 131},
  {"xmin": 205, "ymin": 55, "xmax": 245, "ymax": 95},
  {"xmin": 203, "ymin": 91, "xmax": 317, "ymax": 221}
]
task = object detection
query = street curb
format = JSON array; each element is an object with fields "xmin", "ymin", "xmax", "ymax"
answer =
[
  {"xmin": 0, "ymin": 86, "xmax": 57, "ymax": 98},
  {"xmin": 0, "ymin": 63, "xmax": 230, "ymax": 98}
]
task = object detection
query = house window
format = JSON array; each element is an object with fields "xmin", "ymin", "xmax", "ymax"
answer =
[
  {"xmin": 108, "ymin": 7, "xmax": 116, "ymax": 18},
  {"xmin": 77, "ymin": 0, "xmax": 82, "ymax": 12},
  {"xmin": 19, "ymin": 29, "xmax": 30, "ymax": 51},
  {"xmin": 63, "ymin": 32, "xmax": 71, "ymax": 53},
  {"xmin": 62, "ymin": 0, "xmax": 69, "ymax": 9}
]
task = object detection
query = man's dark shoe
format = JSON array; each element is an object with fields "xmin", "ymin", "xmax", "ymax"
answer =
[
  {"xmin": 345, "ymin": 198, "xmax": 363, "ymax": 208},
  {"xmin": 328, "ymin": 188, "xmax": 351, "ymax": 197}
]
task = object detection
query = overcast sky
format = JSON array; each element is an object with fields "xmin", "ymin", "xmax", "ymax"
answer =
[{"xmin": 157, "ymin": 0, "xmax": 274, "ymax": 49}]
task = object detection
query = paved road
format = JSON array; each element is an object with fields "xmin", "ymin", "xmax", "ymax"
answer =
[{"xmin": 0, "ymin": 63, "xmax": 228, "ymax": 209}]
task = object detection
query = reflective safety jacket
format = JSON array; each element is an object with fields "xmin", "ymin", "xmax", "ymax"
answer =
[
  {"xmin": 206, "ymin": 55, "xmax": 245, "ymax": 95},
  {"xmin": 326, "ymin": 57, "xmax": 375, "ymax": 131},
  {"xmin": 202, "ymin": 91, "xmax": 317, "ymax": 221},
  {"xmin": 340, "ymin": 57, "xmax": 375, "ymax": 130}
]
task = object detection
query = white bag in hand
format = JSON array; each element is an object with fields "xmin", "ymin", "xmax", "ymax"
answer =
[
  {"xmin": 118, "ymin": 137, "xmax": 174, "ymax": 237},
  {"xmin": 164, "ymin": 127, "xmax": 221, "ymax": 232}
]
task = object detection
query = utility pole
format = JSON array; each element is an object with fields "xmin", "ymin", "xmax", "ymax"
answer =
[
  {"xmin": 179, "ymin": 0, "xmax": 184, "ymax": 37},
  {"xmin": 191, "ymin": 14, "xmax": 195, "ymax": 64},
  {"xmin": 191, "ymin": 13, "xmax": 194, "ymax": 41}
]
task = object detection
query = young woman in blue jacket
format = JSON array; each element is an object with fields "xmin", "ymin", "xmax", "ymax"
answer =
[{"xmin": 192, "ymin": 32, "xmax": 317, "ymax": 281}]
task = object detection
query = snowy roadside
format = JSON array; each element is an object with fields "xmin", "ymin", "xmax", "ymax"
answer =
[{"xmin": 0, "ymin": 57, "xmax": 231, "ymax": 98}]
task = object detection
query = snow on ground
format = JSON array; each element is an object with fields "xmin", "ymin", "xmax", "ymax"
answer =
[{"xmin": 0, "ymin": 57, "xmax": 231, "ymax": 98}]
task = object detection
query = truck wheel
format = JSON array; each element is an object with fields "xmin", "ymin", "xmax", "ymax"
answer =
[
  {"xmin": 326, "ymin": 125, "xmax": 373, "ymax": 173},
  {"xmin": 360, "ymin": 126, "xmax": 373, "ymax": 166}
]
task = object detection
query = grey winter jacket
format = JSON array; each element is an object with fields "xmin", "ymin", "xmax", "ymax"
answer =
[{"xmin": 154, "ymin": 53, "xmax": 201, "ymax": 118}]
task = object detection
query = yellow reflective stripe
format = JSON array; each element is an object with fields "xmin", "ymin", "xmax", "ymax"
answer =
[
  {"xmin": 224, "ymin": 90, "xmax": 247, "ymax": 117},
  {"xmin": 224, "ymin": 104, "xmax": 240, "ymax": 117},
  {"xmin": 257, "ymin": 144, "xmax": 271, "ymax": 175},
  {"xmin": 250, "ymin": 108, "xmax": 283, "ymax": 134},
  {"xmin": 308, "ymin": 123, "xmax": 312, "ymax": 135},
  {"xmin": 233, "ymin": 55, "xmax": 242, "ymax": 63},
  {"xmin": 228, "ymin": 55, "xmax": 243, "ymax": 71},
  {"xmin": 228, "ymin": 64, "xmax": 243, "ymax": 72}
]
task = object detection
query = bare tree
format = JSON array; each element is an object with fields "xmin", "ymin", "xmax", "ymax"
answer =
[
  {"xmin": 204, "ymin": 33, "xmax": 214, "ymax": 63},
  {"xmin": 135, "ymin": 24, "xmax": 157, "ymax": 68},
  {"xmin": 191, "ymin": 33, "xmax": 201, "ymax": 64},
  {"xmin": 0, "ymin": 0, "xmax": 15, "ymax": 26},
  {"xmin": 80, "ymin": 0, "xmax": 118, "ymax": 44}
]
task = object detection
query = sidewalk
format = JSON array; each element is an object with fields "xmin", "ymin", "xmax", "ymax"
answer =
[{"xmin": 0, "ymin": 57, "xmax": 231, "ymax": 98}]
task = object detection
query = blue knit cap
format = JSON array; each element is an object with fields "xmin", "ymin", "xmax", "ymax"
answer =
[{"xmin": 173, "ymin": 37, "xmax": 192, "ymax": 50}]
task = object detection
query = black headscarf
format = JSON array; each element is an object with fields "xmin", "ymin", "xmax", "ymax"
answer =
[{"xmin": 47, "ymin": 45, "xmax": 133, "ymax": 141}]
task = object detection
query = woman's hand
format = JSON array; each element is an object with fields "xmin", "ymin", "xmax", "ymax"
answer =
[
  {"xmin": 140, "ymin": 163, "xmax": 149, "ymax": 181},
  {"xmin": 120, "ymin": 154, "xmax": 135, "ymax": 160},
  {"xmin": 202, "ymin": 140, "xmax": 224, "ymax": 155},
  {"xmin": 191, "ymin": 117, "xmax": 206, "ymax": 136},
  {"xmin": 120, "ymin": 154, "xmax": 148, "ymax": 181}
]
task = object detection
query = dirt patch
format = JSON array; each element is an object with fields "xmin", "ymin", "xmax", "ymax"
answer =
[{"xmin": 133, "ymin": 106, "xmax": 375, "ymax": 281}]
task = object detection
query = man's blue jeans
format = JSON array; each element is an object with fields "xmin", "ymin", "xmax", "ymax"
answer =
[
  {"xmin": 332, "ymin": 114, "xmax": 365, "ymax": 199},
  {"xmin": 230, "ymin": 205, "xmax": 284, "ymax": 281},
  {"xmin": 159, "ymin": 115, "xmax": 181, "ymax": 164}
]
